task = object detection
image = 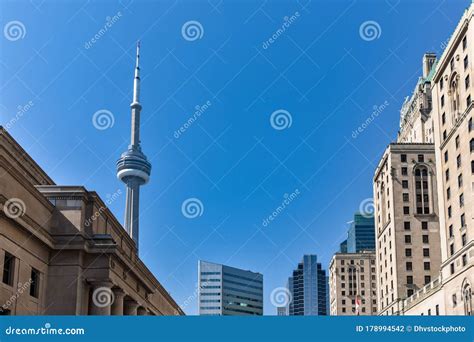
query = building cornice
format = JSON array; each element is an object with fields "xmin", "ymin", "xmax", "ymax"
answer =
[
  {"xmin": 433, "ymin": 4, "xmax": 473, "ymax": 82},
  {"xmin": 0, "ymin": 126, "xmax": 55, "ymax": 185}
]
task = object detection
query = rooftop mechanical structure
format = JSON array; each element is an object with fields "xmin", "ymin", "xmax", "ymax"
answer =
[{"xmin": 116, "ymin": 42, "xmax": 151, "ymax": 250}]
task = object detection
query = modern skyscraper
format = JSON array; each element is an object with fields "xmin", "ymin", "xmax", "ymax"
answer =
[
  {"xmin": 329, "ymin": 251, "xmax": 377, "ymax": 316},
  {"xmin": 347, "ymin": 213, "xmax": 375, "ymax": 253},
  {"xmin": 116, "ymin": 42, "xmax": 151, "ymax": 250},
  {"xmin": 287, "ymin": 255, "xmax": 328, "ymax": 316},
  {"xmin": 198, "ymin": 260, "xmax": 263, "ymax": 316},
  {"xmin": 339, "ymin": 239, "xmax": 348, "ymax": 253}
]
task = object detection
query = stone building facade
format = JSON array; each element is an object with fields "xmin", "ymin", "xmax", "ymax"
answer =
[
  {"xmin": 373, "ymin": 144, "xmax": 442, "ymax": 315},
  {"xmin": 329, "ymin": 251, "xmax": 377, "ymax": 315},
  {"xmin": 0, "ymin": 127, "xmax": 183, "ymax": 315},
  {"xmin": 397, "ymin": 53, "xmax": 437, "ymax": 144},
  {"xmin": 402, "ymin": 2, "xmax": 474, "ymax": 316}
]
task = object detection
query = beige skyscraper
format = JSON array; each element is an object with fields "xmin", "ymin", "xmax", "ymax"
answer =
[
  {"xmin": 402, "ymin": 3, "xmax": 474, "ymax": 316},
  {"xmin": 373, "ymin": 49, "xmax": 443, "ymax": 315},
  {"xmin": 329, "ymin": 251, "xmax": 377, "ymax": 315},
  {"xmin": 373, "ymin": 143, "xmax": 442, "ymax": 315}
]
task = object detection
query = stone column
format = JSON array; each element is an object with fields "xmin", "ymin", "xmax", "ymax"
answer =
[
  {"xmin": 111, "ymin": 288, "xmax": 126, "ymax": 315},
  {"xmin": 89, "ymin": 281, "xmax": 113, "ymax": 316},
  {"xmin": 123, "ymin": 298, "xmax": 139, "ymax": 315}
]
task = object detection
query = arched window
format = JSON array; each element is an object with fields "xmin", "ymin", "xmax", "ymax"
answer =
[
  {"xmin": 414, "ymin": 165, "xmax": 430, "ymax": 214},
  {"xmin": 463, "ymin": 284, "xmax": 473, "ymax": 315}
]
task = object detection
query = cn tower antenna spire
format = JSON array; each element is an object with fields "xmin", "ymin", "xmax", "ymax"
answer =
[
  {"xmin": 116, "ymin": 41, "xmax": 151, "ymax": 251},
  {"xmin": 133, "ymin": 41, "xmax": 141, "ymax": 106}
]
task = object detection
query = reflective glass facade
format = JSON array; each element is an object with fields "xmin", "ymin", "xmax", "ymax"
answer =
[
  {"xmin": 198, "ymin": 260, "xmax": 263, "ymax": 316},
  {"xmin": 347, "ymin": 213, "xmax": 375, "ymax": 253},
  {"xmin": 287, "ymin": 255, "xmax": 328, "ymax": 316}
]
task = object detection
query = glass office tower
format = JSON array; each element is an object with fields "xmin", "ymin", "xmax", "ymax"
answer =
[
  {"xmin": 198, "ymin": 260, "xmax": 263, "ymax": 315},
  {"xmin": 339, "ymin": 239, "xmax": 348, "ymax": 253},
  {"xmin": 287, "ymin": 255, "xmax": 328, "ymax": 316},
  {"xmin": 347, "ymin": 213, "xmax": 375, "ymax": 253}
]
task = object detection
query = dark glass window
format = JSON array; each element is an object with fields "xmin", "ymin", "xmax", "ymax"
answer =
[
  {"xmin": 2, "ymin": 253, "xmax": 14, "ymax": 286},
  {"xmin": 30, "ymin": 268, "xmax": 40, "ymax": 298}
]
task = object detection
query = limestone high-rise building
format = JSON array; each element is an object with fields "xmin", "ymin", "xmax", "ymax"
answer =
[
  {"xmin": 398, "ymin": 53, "xmax": 437, "ymax": 144},
  {"xmin": 373, "ymin": 144, "xmax": 442, "ymax": 315},
  {"xmin": 329, "ymin": 251, "xmax": 377, "ymax": 316},
  {"xmin": 373, "ymin": 48, "xmax": 443, "ymax": 315},
  {"xmin": 401, "ymin": 3, "xmax": 474, "ymax": 316}
]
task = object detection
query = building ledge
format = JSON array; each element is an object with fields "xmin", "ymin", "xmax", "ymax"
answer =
[{"xmin": 401, "ymin": 275, "xmax": 442, "ymax": 312}]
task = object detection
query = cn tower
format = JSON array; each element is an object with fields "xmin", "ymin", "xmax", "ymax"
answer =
[{"xmin": 116, "ymin": 41, "xmax": 151, "ymax": 250}]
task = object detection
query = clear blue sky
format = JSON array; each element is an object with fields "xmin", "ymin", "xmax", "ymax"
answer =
[{"xmin": 0, "ymin": 0, "xmax": 469, "ymax": 315}]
